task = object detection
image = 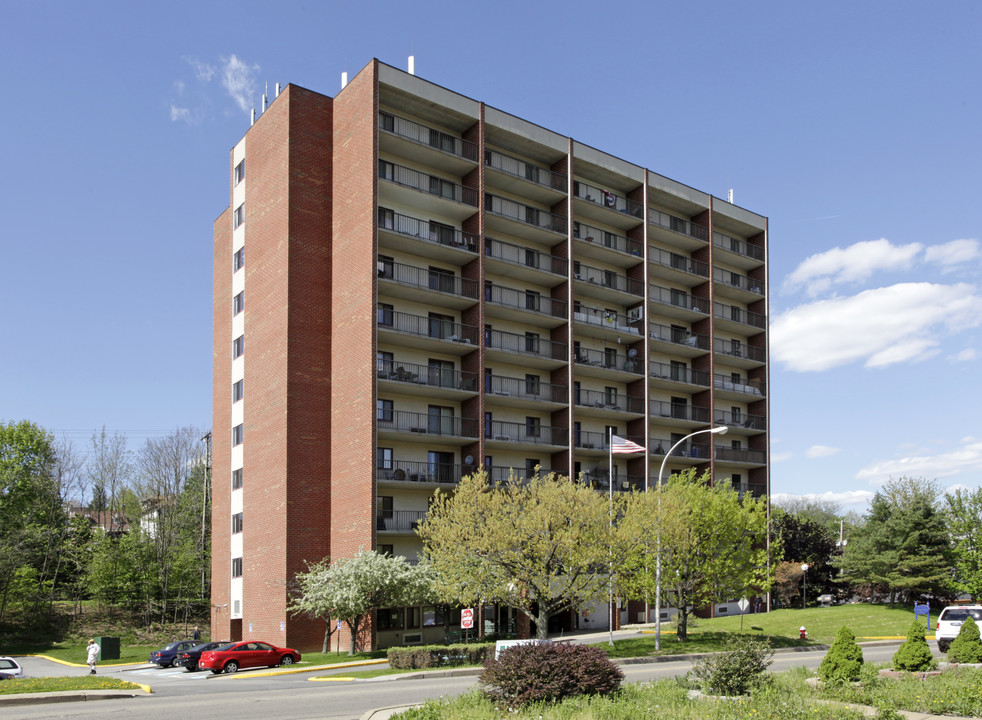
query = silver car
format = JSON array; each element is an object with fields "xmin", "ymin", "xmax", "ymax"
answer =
[
  {"xmin": 0, "ymin": 657, "xmax": 24, "ymax": 680},
  {"xmin": 935, "ymin": 605, "xmax": 982, "ymax": 653}
]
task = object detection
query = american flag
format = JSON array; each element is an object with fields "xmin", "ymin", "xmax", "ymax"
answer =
[{"xmin": 611, "ymin": 435, "xmax": 646, "ymax": 454}]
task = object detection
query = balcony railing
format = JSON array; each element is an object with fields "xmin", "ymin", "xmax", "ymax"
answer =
[
  {"xmin": 377, "ymin": 410, "xmax": 478, "ymax": 438},
  {"xmin": 713, "ymin": 302, "xmax": 766, "ymax": 329},
  {"xmin": 487, "ymin": 421, "xmax": 567, "ymax": 446},
  {"xmin": 485, "ymin": 236, "xmax": 567, "ymax": 276},
  {"xmin": 376, "ymin": 509, "xmax": 427, "ymax": 532},
  {"xmin": 379, "ymin": 160, "xmax": 479, "ymax": 207},
  {"xmin": 649, "ymin": 247, "xmax": 709, "ymax": 278},
  {"xmin": 649, "ymin": 208, "xmax": 709, "ymax": 242},
  {"xmin": 379, "ymin": 260, "xmax": 479, "ymax": 299},
  {"xmin": 486, "ymin": 285, "xmax": 567, "ymax": 318},
  {"xmin": 573, "ymin": 180, "xmax": 643, "ymax": 219},
  {"xmin": 649, "ymin": 362, "xmax": 710, "ymax": 387},
  {"xmin": 573, "ymin": 222, "xmax": 643, "ymax": 256},
  {"xmin": 574, "ymin": 387, "xmax": 644, "ymax": 413},
  {"xmin": 650, "ymin": 437, "xmax": 710, "ymax": 459},
  {"xmin": 574, "ymin": 431, "xmax": 645, "ymax": 452},
  {"xmin": 379, "ymin": 111, "xmax": 479, "ymax": 161},
  {"xmin": 714, "ymin": 447, "xmax": 767, "ymax": 464},
  {"xmin": 485, "ymin": 149, "xmax": 566, "ymax": 191},
  {"xmin": 573, "ymin": 263, "xmax": 644, "ymax": 296},
  {"xmin": 650, "ymin": 285, "xmax": 709, "ymax": 314},
  {"xmin": 486, "ymin": 328, "xmax": 566, "ymax": 361},
  {"xmin": 377, "ymin": 460, "xmax": 462, "ymax": 484},
  {"xmin": 713, "ymin": 231, "xmax": 764, "ymax": 262},
  {"xmin": 714, "ymin": 409, "xmax": 766, "ymax": 431},
  {"xmin": 572, "ymin": 307, "xmax": 644, "ymax": 336},
  {"xmin": 573, "ymin": 346, "xmax": 642, "ymax": 374},
  {"xmin": 489, "ymin": 465, "xmax": 551, "ymax": 484},
  {"xmin": 713, "ymin": 267, "xmax": 764, "ymax": 295},
  {"xmin": 488, "ymin": 373, "xmax": 568, "ymax": 403},
  {"xmin": 713, "ymin": 339, "xmax": 766, "ymax": 363},
  {"xmin": 650, "ymin": 402, "xmax": 711, "ymax": 423},
  {"xmin": 378, "ymin": 209, "xmax": 478, "ymax": 252},
  {"xmin": 648, "ymin": 323, "xmax": 710, "ymax": 351},
  {"xmin": 714, "ymin": 374, "xmax": 766, "ymax": 397},
  {"xmin": 485, "ymin": 193, "xmax": 566, "ymax": 234},
  {"xmin": 377, "ymin": 359, "xmax": 478, "ymax": 391},
  {"xmin": 582, "ymin": 471, "xmax": 642, "ymax": 492},
  {"xmin": 378, "ymin": 309, "xmax": 479, "ymax": 345}
]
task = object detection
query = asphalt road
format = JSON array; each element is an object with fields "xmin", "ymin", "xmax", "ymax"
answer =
[{"xmin": 6, "ymin": 641, "xmax": 914, "ymax": 720}]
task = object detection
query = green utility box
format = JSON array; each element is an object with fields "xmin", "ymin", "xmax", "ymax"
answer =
[{"xmin": 95, "ymin": 636, "xmax": 120, "ymax": 660}]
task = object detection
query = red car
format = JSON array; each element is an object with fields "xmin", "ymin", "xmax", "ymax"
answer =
[{"xmin": 198, "ymin": 641, "xmax": 301, "ymax": 674}]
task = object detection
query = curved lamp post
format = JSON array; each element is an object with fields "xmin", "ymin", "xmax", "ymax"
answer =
[
  {"xmin": 654, "ymin": 425, "xmax": 728, "ymax": 651},
  {"xmin": 801, "ymin": 563, "xmax": 809, "ymax": 609}
]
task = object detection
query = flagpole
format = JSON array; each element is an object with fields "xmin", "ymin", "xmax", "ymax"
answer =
[{"xmin": 608, "ymin": 427, "xmax": 614, "ymax": 646}]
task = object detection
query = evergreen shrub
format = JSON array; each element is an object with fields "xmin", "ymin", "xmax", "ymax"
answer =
[
  {"xmin": 892, "ymin": 621, "xmax": 937, "ymax": 672},
  {"xmin": 690, "ymin": 636, "xmax": 774, "ymax": 695},
  {"xmin": 946, "ymin": 616, "xmax": 982, "ymax": 663},
  {"xmin": 819, "ymin": 626, "xmax": 864, "ymax": 683}
]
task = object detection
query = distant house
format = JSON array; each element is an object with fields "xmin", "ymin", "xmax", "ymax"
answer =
[{"xmin": 66, "ymin": 504, "xmax": 130, "ymax": 537}]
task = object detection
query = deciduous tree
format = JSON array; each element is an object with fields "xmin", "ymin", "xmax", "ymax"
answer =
[{"xmin": 945, "ymin": 487, "xmax": 982, "ymax": 601}]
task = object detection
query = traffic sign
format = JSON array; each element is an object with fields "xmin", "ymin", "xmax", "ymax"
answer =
[{"xmin": 461, "ymin": 607, "xmax": 474, "ymax": 629}]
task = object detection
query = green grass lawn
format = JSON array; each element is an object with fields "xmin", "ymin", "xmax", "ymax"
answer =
[{"xmin": 0, "ymin": 676, "xmax": 146, "ymax": 695}]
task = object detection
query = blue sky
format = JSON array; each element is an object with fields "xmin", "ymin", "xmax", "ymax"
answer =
[{"xmin": 2, "ymin": 1, "xmax": 979, "ymax": 510}]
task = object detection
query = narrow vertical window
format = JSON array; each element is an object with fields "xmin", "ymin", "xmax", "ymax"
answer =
[
  {"xmin": 232, "ymin": 424, "xmax": 244, "ymax": 446},
  {"xmin": 233, "ymin": 335, "xmax": 244, "ymax": 358},
  {"xmin": 231, "ymin": 557, "xmax": 243, "ymax": 577},
  {"xmin": 233, "ymin": 291, "xmax": 244, "ymax": 316},
  {"xmin": 233, "ymin": 160, "xmax": 245, "ymax": 185},
  {"xmin": 231, "ymin": 513, "xmax": 243, "ymax": 533},
  {"xmin": 233, "ymin": 204, "xmax": 245, "ymax": 229},
  {"xmin": 232, "ymin": 379, "xmax": 244, "ymax": 403},
  {"xmin": 232, "ymin": 468, "xmax": 243, "ymax": 489},
  {"xmin": 233, "ymin": 247, "xmax": 244, "ymax": 271}
]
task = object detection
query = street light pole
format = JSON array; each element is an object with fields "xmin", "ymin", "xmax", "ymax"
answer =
[
  {"xmin": 801, "ymin": 563, "xmax": 809, "ymax": 609},
  {"xmin": 654, "ymin": 425, "xmax": 728, "ymax": 651}
]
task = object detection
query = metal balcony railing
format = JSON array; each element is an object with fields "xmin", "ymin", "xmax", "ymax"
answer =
[
  {"xmin": 486, "ymin": 328, "xmax": 566, "ymax": 361},
  {"xmin": 378, "ymin": 160, "xmax": 479, "ymax": 207},
  {"xmin": 378, "ymin": 260, "xmax": 479, "ymax": 299},
  {"xmin": 486, "ymin": 285, "xmax": 567, "ymax": 318},
  {"xmin": 485, "ymin": 237, "xmax": 567, "ymax": 276},
  {"xmin": 574, "ymin": 431, "xmax": 645, "ymax": 452},
  {"xmin": 377, "ymin": 409, "xmax": 478, "ymax": 438},
  {"xmin": 572, "ymin": 306, "xmax": 644, "ymax": 336},
  {"xmin": 489, "ymin": 466, "xmax": 551, "ymax": 484},
  {"xmin": 713, "ymin": 267, "xmax": 764, "ymax": 296},
  {"xmin": 573, "ymin": 222, "xmax": 643, "ymax": 256},
  {"xmin": 485, "ymin": 193, "xmax": 566, "ymax": 234},
  {"xmin": 649, "ymin": 438, "xmax": 710, "ymax": 459},
  {"xmin": 650, "ymin": 285, "xmax": 709, "ymax": 313},
  {"xmin": 649, "ymin": 362, "xmax": 710, "ymax": 387},
  {"xmin": 713, "ymin": 231, "xmax": 764, "ymax": 262},
  {"xmin": 377, "ymin": 460, "xmax": 463, "ymax": 485},
  {"xmin": 487, "ymin": 374, "xmax": 568, "ymax": 403},
  {"xmin": 377, "ymin": 359, "xmax": 478, "ymax": 391},
  {"xmin": 650, "ymin": 402, "xmax": 711, "ymax": 424},
  {"xmin": 714, "ymin": 374, "xmax": 766, "ymax": 397},
  {"xmin": 713, "ymin": 302, "xmax": 767, "ymax": 330},
  {"xmin": 379, "ymin": 111, "xmax": 479, "ymax": 161},
  {"xmin": 714, "ymin": 447, "xmax": 767, "ymax": 464},
  {"xmin": 376, "ymin": 509, "xmax": 427, "ymax": 532},
  {"xmin": 572, "ymin": 263, "xmax": 644, "ymax": 296},
  {"xmin": 378, "ymin": 208, "xmax": 479, "ymax": 252},
  {"xmin": 649, "ymin": 208, "xmax": 709, "ymax": 242},
  {"xmin": 649, "ymin": 247, "xmax": 709, "ymax": 278},
  {"xmin": 581, "ymin": 471, "xmax": 642, "ymax": 492},
  {"xmin": 485, "ymin": 149, "xmax": 566, "ymax": 191},
  {"xmin": 487, "ymin": 421, "xmax": 567, "ymax": 446},
  {"xmin": 573, "ymin": 180, "xmax": 644, "ymax": 219},
  {"xmin": 378, "ymin": 310, "xmax": 479, "ymax": 345},
  {"xmin": 573, "ymin": 346, "xmax": 642, "ymax": 374},
  {"xmin": 573, "ymin": 387, "xmax": 644, "ymax": 413},
  {"xmin": 648, "ymin": 323, "xmax": 710, "ymax": 351},
  {"xmin": 713, "ymin": 339, "xmax": 766, "ymax": 363},
  {"xmin": 714, "ymin": 409, "xmax": 766, "ymax": 431}
]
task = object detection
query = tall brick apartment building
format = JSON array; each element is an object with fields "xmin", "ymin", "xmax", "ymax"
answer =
[{"xmin": 212, "ymin": 59, "xmax": 769, "ymax": 651}]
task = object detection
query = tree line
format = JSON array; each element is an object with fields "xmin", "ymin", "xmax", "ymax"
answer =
[{"xmin": 0, "ymin": 420, "xmax": 210, "ymax": 633}]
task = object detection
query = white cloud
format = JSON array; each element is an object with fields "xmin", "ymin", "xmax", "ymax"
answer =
[
  {"xmin": 771, "ymin": 451, "xmax": 792, "ymax": 463},
  {"xmin": 948, "ymin": 348, "xmax": 978, "ymax": 363},
  {"xmin": 806, "ymin": 445, "xmax": 840, "ymax": 458},
  {"xmin": 222, "ymin": 54, "xmax": 259, "ymax": 113},
  {"xmin": 771, "ymin": 282, "xmax": 982, "ymax": 372},
  {"xmin": 173, "ymin": 80, "xmax": 185, "ymax": 95},
  {"xmin": 856, "ymin": 436, "xmax": 982, "ymax": 485},
  {"xmin": 772, "ymin": 490, "xmax": 874, "ymax": 510},
  {"xmin": 170, "ymin": 105, "xmax": 192, "ymax": 124},
  {"xmin": 925, "ymin": 238, "xmax": 980, "ymax": 272},
  {"xmin": 783, "ymin": 239, "xmax": 922, "ymax": 297},
  {"xmin": 186, "ymin": 57, "xmax": 216, "ymax": 82}
]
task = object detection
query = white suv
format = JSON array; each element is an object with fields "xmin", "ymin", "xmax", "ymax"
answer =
[{"xmin": 935, "ymin": 605, "xmax": 982, "ymax": 653}]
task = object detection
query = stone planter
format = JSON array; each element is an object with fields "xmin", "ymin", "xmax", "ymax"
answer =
[{"xmin": 878, "ymin": 668, "xmax": 942, "ymax": 680}]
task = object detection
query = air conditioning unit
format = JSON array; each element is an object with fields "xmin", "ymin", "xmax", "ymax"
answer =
[{"xmin": 627, "ymin": 307, "xmax": 643, "ymax": 322}]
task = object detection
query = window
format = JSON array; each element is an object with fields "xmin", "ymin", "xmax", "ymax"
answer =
[
  {"xmin": 232, "ymin": 513, "xmax": 243, "ymax": 534},
  {"xmin": 233, "ymin": 335, "xmax": 244, "ymax": 359},
  {"xmin": 232, "ymin": 468, "xmax": 243, "ymax": 489},
  {"xmin": 671, "ymin": 397, "xmax": 687, "ymax": 420},
  {"xmin": 429, "ymin": 220, "xmax": 455, "ymax": 246},
  {"xmin": 234, "ymin": 159, "xmax": 245, "ymax": 185},
  {"xmin": 231, "ymin": 557, "xmax": 243, "ymax": 578},
  {"xmin": 605, "ymin": 386, "xmax": 618, "ymax": 405},
  {"xmin": 379, "ymin": 544, "xmax": 394, "ymax": 557},
  {"xmin": 525, "ymin": 290, "xmax": 540, "ymax": 311},
  {"xmin": 428, "ymin": 405, "xmax": 453, "ymax": 434},
  {"xmin": 377, "ymin": 351, "xmax": 393, "ymax": 378},
  {"xmin": 377, "ymin": 495, "xmax": 394, "ymax": 520},
  {"xmin": 377, "ymin": 206, "xmax": 394, "ymax": 229},
  {"xmin": 377, "ymin": 447, "xmax": 393, "ymax": 470},
  {"xmin": 428, "ymin": 359, "xmax": 454, "ymax": 388},
  {"xmin": 377, "ymin": 608, "xmax": 404, "ymax": 631},
  {"xmin": 377, "ymin": 255, "xmax": 394, "ymax": 279},
  {"xmin": 406, "ymin": 606, "xmax": 420, "ymax": 629},
  {"xmin": 525, "ymin": 459, "xmax": 540, "ymax": 477},
  {"xmin": 524, "ymin": 332, "xmax": 539, "ymax": 354},
  {"xmin": 485, "ymin": 411, "xmax": 493, "ymax": 438},
  {"xmin": 429, "ymin": 266, "xmax": 455, "ymax": 293},
  {"xmin": 233, "ymin": 247, "xmax": 244, "ymax": 271},
  {"xmin": 377, "ymin": 399, "xmax": 393, "ymax": 423},
  {"xmin": 233, "ymin": 204, "xmax": 245, "ymax": 229},
  {"xmin": 525, "ymin": 417, "xmax": 541, "ymax": 438},
  {"xmin": 428, "ymin": 312, "xmax": 454, "ymax": 339},
  {"xmin": 377, "ymin": 303, "xmax": 394, "ymax": 327},
  {"xmin": 604, "ymin": 347, "xmax": 617, "ymax": 368},
  {"xmin": 525, "ymin": 374, "xmax": 540, "ymax": 397},
  {"xmin": 233, "ymin": 291, "xmax": 244, "ymax": 316},
  {"xmin": 232, "ymin": 379, "xmax": 243, "ymax": 403},
  {"xmin": 524, "ymin": 248, "xmax": 539, "ymax": 268},
  {"xmin": 232, "ymin": 424, "xmax": 243, "ymax": 446},
  {"xmin": 731, "ymin": 406, "xmax": 742, "ymax": 423},
  {"xmin": 670, "ymin": 361, "xmax": 687, "ymax": 383},
  {"xmin": 428, "ymin": 451, "xmax": 454, "ymax": 483}
]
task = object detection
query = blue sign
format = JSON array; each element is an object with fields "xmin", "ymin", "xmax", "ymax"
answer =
[{"xmin": 914, "ymin": 602, "xmax": 930, "ymax": 630}]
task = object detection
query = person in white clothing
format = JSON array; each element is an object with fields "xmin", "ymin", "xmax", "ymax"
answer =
[{"xmin": 86, "ymin": 638, "xmax": 100, "ymax": 674}]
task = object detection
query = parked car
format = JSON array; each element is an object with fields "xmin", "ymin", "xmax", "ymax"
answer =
[
  {"xmin": 198, "ymin": 641, "xmax": 301, "ymax": 674},
  {"xmin": 0, "ymin": 657, "xmax": 24, "ymax": 680},
  {"xmin": 935, "ymin": 605, "xmax": 982, "ymax": 652},
  {"xmin": 149, "ymin": 640, "xmax": 200, "ymax": 668},
  {"xmin": 178, "ymin": 641, "xmax": 229, "ymax": 672}
]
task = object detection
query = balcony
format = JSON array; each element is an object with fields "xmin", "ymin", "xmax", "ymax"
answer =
[
  {"xmin": 377, "ymin": 460, "xmax": 463, "ymax": 485},
  {"xmin": 485, "ymin": 284, "xmax": 567, "ymax": 326},
  {"xmin": 713, "ymin": 338, "xmax": 765, "ymax": 368},
  {"xmin": 581, "ymin": 470, "xmax": 642, "ymax": 493},
  {"xmin": 378, "ymin": 209, "xmax": 479, "ymax": 256},
  {"xmin": 649, "ymin": 361, "xmax": 710, "ymax": 388},
  {"xmin": 489, "ymin": 465, "xmax": 551, "ymax": 485},
  {"xmin": 573, "ymin": 262, "xmax": 643, "ymax": 298},
  {"xmin": 573, "ymin": 221, "xmax": 643, "ymax": 263},
  {"xmin": 572, "ymin": 306, "xmax": 644, "ymax": 340},
  {"xmin": 713, "ymin": 230, "xmax": 764, "ymax": 270},
  {"xmin": 649, "ymin": 246, "xmax": 709, "ymax": 285},
  {"xmin": 487, "ymin": 373, "xmax": 568, "ymax": 404},
  {"xmin": 648, "ymin": 323, "xmax": 709, "ymax": 354},
  {"xmin": 574, "ymin": 430, "xmax": 645, "ymax": 453},
  {"xmin": 574, "ymin": 387, "xmax": 644, "ymax": 414},
  {"xmin": 713, "ymin": 302, "xmax": 766, "ymax": 331},
  {"xmin": 378, "ymin": 310, "xmax": 478, "ymax": 353},
  {"xmin": 650, "ymin": 437, "xmax": 710, "ymax": 461},
  {"xmin": 573, "ymin": 180, "xmax": 643, "ymax": 230},
  {"xmin": 377, "ymin": 359, "xmax": 478, "ymax": 393},
  {"xmin": 714, "ymin": 446, "xmax": 767, "ymax": 465},
  {"xmin": 650, "ymin": 401, "xmax": 711, "ymax": 425},
  {"xmin": 485, "ymin": 328, "xmax": 567, "ymax": 367},
  {"xmin": 714, "ymin": 409, "xmax": 766, "ymax": 432},
  {"xmin": 713, "ymin": 267, "xmax": 764, "ymax": 300},
  {"xmin": 714, "ymin": 374, "xmax": 766, "ymax": 398},
  {"xmin": 378, "ymin": 160, "xmax": 479, "ymax": 220},
  {"xmin": 379, "ymin": 111, "xmax": 478, "ymax": 161},
  {"xmin": 649, "ymin": 208, "xmax": 709, "ymax": 250},
  {"xmin": 650, "ymin": 284, "xmax": 709, "ymax": 320},
  {"xmin": 487, "ymin": 420, "xmax": 567, "ymax": 446},
  {"xmin": 377, "ymin": 410, "xmax": 478, "ymax": 439},
  {"xmin": 378, "ymin": 260, "xmax": 479, "ymax": 308},
  {"xmin": 484, "ymin": 149, "xmax": 566, "ymax": 202},
  {"xmin": 376, "ymin": 509, "xmax": 427, "ymax": 533},
  {"xmin": 573, "ymin": 346, "xmax": 642, "ymax": 375},
  {"xmin": 485, "ymin": 236, "xmax": 567, "ymax": 278},
  {"xmin": 484, "ymin": 193, "xmax": 566, "ymax": 238}
]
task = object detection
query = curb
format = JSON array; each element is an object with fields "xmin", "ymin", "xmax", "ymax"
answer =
[
  {"xmin": 218, "ymin": 657, "xmax": 388, "ymax": 680},
  {"xmin": 0, "ymin": 688, "xmax": 152, "ymax": 707}
]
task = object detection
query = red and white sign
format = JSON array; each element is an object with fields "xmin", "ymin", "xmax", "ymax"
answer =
[{"xmin": 461, "ymin": 608, "xmax": 474, "ymax": 630}]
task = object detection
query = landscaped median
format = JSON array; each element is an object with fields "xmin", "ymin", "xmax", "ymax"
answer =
[{"xmin": 0, "ymin": 676, "xmax": 151, "ymax": 701}]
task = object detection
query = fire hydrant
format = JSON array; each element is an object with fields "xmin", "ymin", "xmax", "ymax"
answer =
[{"xmin": 799, "ymin": 626, "xmax": 808, "ymax": 640}]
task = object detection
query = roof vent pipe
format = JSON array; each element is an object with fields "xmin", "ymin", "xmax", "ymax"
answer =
[
  {"xmin": 727, "ymin": 188, "xmax": 734, "ymax": 204},
  {"xmin": 275, "ymin": 82, "xmax": 281, "ymax": 98},
  {"xmin": 251, "ymin": 108, "xmax": 256, "ymax": 126},
  {"xmin": 408, "ymin": 55, "xmax": 415, "ymax": 75},
  {"xmin": 341, "ymin": 71, "xmax": 348, "ymax": 89}
]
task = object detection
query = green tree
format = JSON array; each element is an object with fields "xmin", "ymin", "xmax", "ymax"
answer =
[
  {"xmin": 945, "ymin": 487, "xmax": 982, "ymax": 601},
  {"xmin": 771, "ymin": 508, "xmax": 841, "ymax": 602},
  {"xmin": 946, "ymin": 616, "xmax": 982, "ymax": 663},
  {"xmin": 616, "ymin": 470, "xmax": 773, "ymax": 641},
  {"xmin": 819, "ymin": 626, "xmax": 864, "ymax": 682},
  {"xmin": 418, "ymin": 470, "xmax": 617, "ymax": 640},
  {"xmin": 892, "ymin": 620, "xmax": 937, "ymax": 672}
]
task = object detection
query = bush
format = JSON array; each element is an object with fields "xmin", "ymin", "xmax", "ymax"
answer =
[
  {"xmin": 819, "ymin": 626, "xmax": 864, "ymax": 683},
  {"xmin": 480, "ymin": 640, "xmax": 623, "ymax": 709},
  {"xmin": 892, "ymin": 621, "xmax": 937, "ymax": 672},
  {"xmin": 386, "ymin": 643, "xmax": 494, "ymax": 669},
  {"xmin": 690, "ymin": 635, "xmax": 774, "ymax": 696},
  {"xmin": 947, "ymin": 616, "xmax": 982, "ymax": 663}
]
